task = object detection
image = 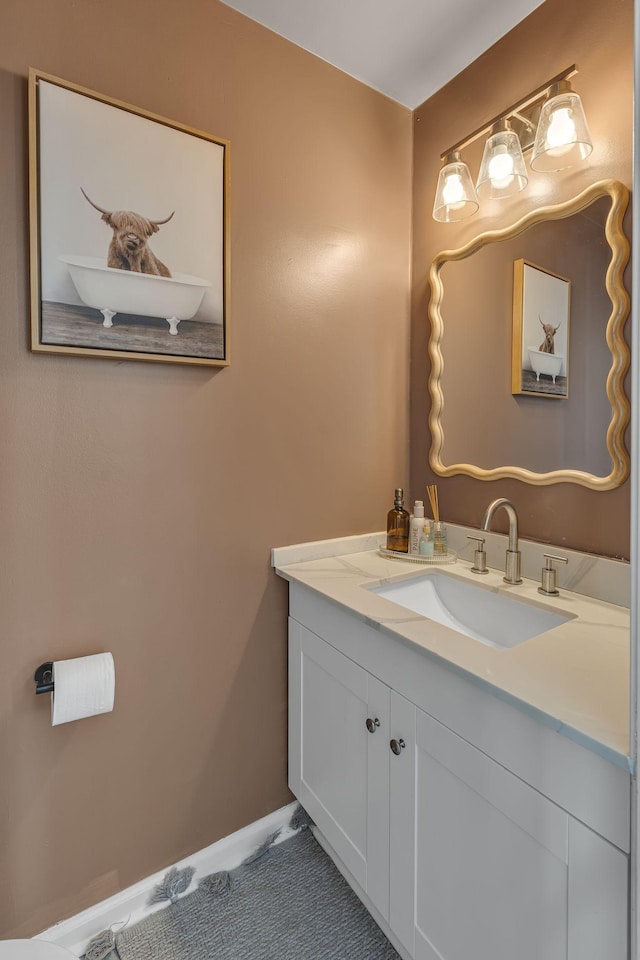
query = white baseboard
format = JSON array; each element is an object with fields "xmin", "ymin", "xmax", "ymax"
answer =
[{"xmin": 35, "ymin": 802, "xmax": 298, "ymax": 957}]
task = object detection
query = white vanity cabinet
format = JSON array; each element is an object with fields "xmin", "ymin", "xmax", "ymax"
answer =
[{"xmin": 288, "ymin": 584, "xmax": 629, "ymax": 960}]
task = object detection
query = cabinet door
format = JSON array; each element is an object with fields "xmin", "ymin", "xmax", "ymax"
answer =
[
  {"xmin": 288, "ymin": 619, "xmax": 391, "ymax": 919},
  {"xmin": 390, "ymin": 701, "xmax": 628, "ymax": 960}
]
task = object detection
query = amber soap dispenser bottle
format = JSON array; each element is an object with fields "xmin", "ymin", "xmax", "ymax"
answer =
[{"xmin": 386, "ymin": 488, "xmax": 410, "ymax": 553}]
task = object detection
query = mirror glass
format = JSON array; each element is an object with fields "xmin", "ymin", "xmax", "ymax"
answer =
[{"xmin": 428, "ymin": 181, "xmax": 630, "ymax": 489}]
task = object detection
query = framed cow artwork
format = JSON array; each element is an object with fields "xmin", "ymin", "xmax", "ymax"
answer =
[
  {"xmin": 511, "ymin": 259, "xmax": 571, "ymax": 399},
  {"xmin": 28, "ymin": 69, "xmax": 230, "ymax": 367}
]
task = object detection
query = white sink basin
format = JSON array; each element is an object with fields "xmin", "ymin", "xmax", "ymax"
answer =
[{"xmin": 368, "ymin": 571, "xmax": 574, "ymax": 649}]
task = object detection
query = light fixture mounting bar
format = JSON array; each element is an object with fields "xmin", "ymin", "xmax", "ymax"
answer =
[{"xmin": 440, "ymin": 65, "xmax": 578, "ymax": 161}]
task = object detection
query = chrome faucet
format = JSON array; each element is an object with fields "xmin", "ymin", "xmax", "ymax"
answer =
[{"xmin": 481, "ymin": 498, "xmax": 522, "ymax": 584}]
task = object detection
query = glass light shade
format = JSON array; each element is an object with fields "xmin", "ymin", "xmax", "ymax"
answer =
[
  {"xmin": 432, "ymin": 153, "xmax": 478, "ymax": 223},
  {"xmin": 476, "ymin": 124, "xmax": 528, "ymax": 200},
  {"xmin": 531, "ymin": 86, "xmax": 593, "ymax": 171}
]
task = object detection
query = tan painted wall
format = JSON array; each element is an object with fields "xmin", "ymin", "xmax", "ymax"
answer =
[
  {"xmin": 411, "ymin": 0, "xmax": 633, "ymax": 558},
  {"xmin": 0, "ymin": 0, "xmax": 412, "ymax": 936}
]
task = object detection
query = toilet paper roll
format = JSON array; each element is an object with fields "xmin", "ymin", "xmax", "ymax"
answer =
[{"xmin": 51, "ymin": 653, "xmax": 115, "ymax": 726}]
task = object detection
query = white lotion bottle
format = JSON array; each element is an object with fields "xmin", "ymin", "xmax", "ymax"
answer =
[{"xmin": 409, "ymin": 501, "xmax": 425, "ymax": 555}]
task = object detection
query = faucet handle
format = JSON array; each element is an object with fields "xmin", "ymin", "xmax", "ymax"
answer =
[
  {"xmin": 538, "ymin": 554, "xmax": 568, "ymax": 596},
  {"xmin": 467, "ymin": 536, "xmax": 489, "ymax": 575}
]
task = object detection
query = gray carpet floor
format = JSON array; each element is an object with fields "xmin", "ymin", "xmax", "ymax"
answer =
[{"xmin": 111, "ymin": 829, "xmax": 400, "ymax": 960}]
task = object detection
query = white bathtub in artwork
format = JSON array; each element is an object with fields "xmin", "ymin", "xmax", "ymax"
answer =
[
  {"xmin": 58, "ymin": 255, "xmax": 212, "ymax": 336},
  {"xmin": 527, "ymin": 347, "xmax": 565, "ymax": 383}
]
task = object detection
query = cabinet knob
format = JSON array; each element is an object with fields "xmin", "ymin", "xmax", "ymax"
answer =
[
  {"xmin": 366, "ymin": 717, "xmax": 380, "ymax": 733},
  {"xmin": 390, "ymin": 738, "xmax": 406, "ymax": 755}
]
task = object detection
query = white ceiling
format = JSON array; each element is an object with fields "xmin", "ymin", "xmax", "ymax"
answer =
[{"xmin": 221, "ymin": 0, "xmax": 547, "ymax": 109}]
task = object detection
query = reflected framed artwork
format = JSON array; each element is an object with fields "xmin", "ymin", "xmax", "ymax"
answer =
[
  {"xmin": 511, "ymin": 259, "xmax": 570, "ymax": 398},
  {"xmin": 29, "ymin": 69, "xmax": 230, "ymax": 367}
]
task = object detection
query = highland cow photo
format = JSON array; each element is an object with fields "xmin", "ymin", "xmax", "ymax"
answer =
[
  {"xmin": 29, "ymin": 70, "xmax": 229, "ymax": 366},
  {"xmin": 511, "ymin": 259, "xmax": 571, "ymax": 399}
]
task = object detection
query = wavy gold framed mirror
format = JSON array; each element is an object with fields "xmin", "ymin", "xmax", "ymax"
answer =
[{"xmin": 427, "ymin": 179, "xmax": 630, "ymax": 489}]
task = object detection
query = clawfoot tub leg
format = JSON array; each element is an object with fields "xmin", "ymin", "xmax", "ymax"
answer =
[
  {"xmin": 101, "ymin": 308, "xmax": 116, "ymax": 328},
  {"xmin": 166, "ymin": 317, "xmax": 180, "ymax": 336}
]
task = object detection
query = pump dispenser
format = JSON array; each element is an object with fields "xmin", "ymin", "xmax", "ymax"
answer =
[
  {"xmin": 409, "ymin": 501, "xmax": 425, "ymax": 555},
  {"xmin": 386, "ymin": 488, "xmax": 410, "ymax": 553}
]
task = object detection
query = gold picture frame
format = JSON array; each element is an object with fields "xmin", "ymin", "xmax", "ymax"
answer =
[
  {"xmin": 511, "ymin": 259, "xmax": 571, "ymax": 399},
  {"xmin": 29, "ymin": 69, "xmax": 230, "ymax": 367}
]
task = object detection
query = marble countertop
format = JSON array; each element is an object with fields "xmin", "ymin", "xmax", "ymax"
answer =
[{"xmin": 273, "ymin": 534, "xmax": 631, "ymax": 771}]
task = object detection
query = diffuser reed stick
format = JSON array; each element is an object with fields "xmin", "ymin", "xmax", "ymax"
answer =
[{"xmin": 426, "ymin": 484, "xmax": 439, "ymax": 522}]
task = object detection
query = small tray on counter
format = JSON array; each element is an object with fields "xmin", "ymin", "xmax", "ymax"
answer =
[{"xmin": 378, "ymin": 546, "xmax": 458, "ymax": 565}]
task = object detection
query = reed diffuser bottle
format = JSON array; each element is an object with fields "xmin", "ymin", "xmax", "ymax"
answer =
[
  {"xmin": 426, "ymin": 484, "xmax": 447, "ymax": 555},
  {"xmin": 386, "ymin": 488, "xmax": 410, "ymax": 553}
]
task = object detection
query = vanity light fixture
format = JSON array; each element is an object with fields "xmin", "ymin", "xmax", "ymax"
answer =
[
  {"xmin": 530, "ymin": 79, "xmax": 593, "ymax": 171},
  {"xmin": 432, "ymin": 65, "xmax": 592, "ymax": 222},
  {"xmin": 432, "ymin": 150, "xmax": 479, "ymax": 222},
  {"xmin": 476, "ymin": 119, "xmax": 528, "ymax": 200}
]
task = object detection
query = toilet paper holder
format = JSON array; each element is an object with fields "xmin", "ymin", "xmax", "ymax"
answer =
[{"xmin": 34, "ymin": 661, "xmax": 54, "ymax": 695}]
